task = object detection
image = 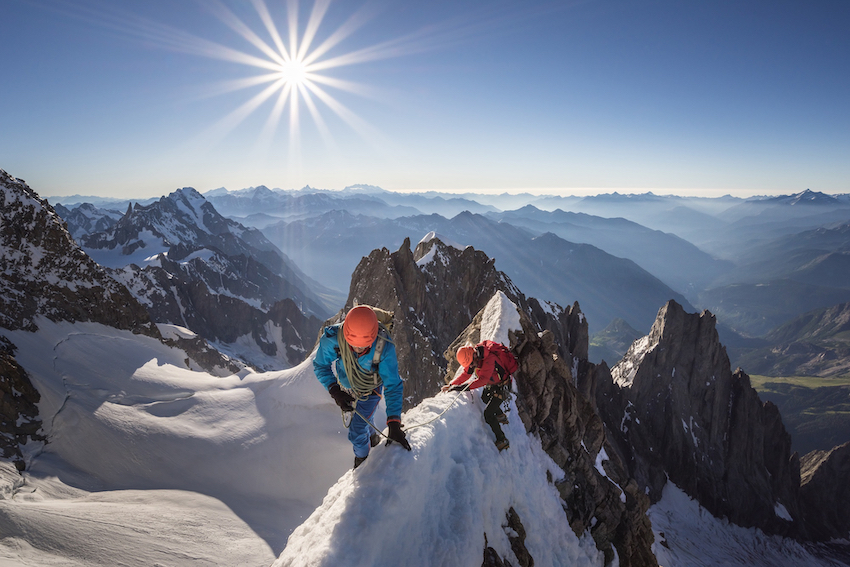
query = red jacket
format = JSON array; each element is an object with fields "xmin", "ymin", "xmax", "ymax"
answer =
[{"xmin": 450, "ymin": 340, "xmax": 517, "ymax": 391}]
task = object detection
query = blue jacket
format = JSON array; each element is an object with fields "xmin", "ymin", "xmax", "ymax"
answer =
[{"xmin": 313, "ymin": 324, "xmax": 404, "ymax": 419}]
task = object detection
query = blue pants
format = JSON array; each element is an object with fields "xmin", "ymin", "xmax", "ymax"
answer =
[{"xmin": 349, "ymin": 388, "xmax": 382, "ymax": 458}]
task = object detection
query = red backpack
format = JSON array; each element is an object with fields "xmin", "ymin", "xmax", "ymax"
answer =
[{"xmin": 478, "ymin": 340, "xmax": 518, "ymax": 380}]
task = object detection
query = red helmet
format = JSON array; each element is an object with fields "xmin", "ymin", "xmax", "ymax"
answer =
[
  {"xmin": 456, "ymin": 345, "xmax": 475, "ymax": 368},
  {"xmin": 343, "ymin": 305, "xmax": 379, "ymax": 348}
]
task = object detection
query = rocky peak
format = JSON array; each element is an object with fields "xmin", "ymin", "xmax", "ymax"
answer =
[
  {"xmin": 788, "ymin": 188, "xmax": 837, "ymax": 205},
  {"xmin": 52, "ymin": 202, "xmax": 122, "ymax": 240},
  {"xmin": 70, "ymin": 185, "xmax": 330, "ymax": 315},
  {"xmin": 251, "ymin": 185, "xmax": 275, "ymax": 199},
  {"xmin": 339, "ymin": 236, "xmax": 582, "ymax": 408},
  {"xmin": 598, "ymin": 300, "xmax": 804, "ymax": 538},
  {"xmin": 50, "ymin": 182, "xmax": 331, "ymax": 370}
]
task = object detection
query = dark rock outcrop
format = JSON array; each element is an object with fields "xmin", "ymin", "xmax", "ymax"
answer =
[
  {"xmin": 800, "ymin": 442, "xmax": 850, "ymax": 541},
  {"xmin": 482, "ymin": 508, "xmax": 534, "ymax": 567},
  {"xmin": 447, "ymin": 297, "xmax": 657, "ymax": 567},
  {"xmin": 112, "ymin": 260, "xmax": 321, "ymax": 370},
  {"xmin": 0, "ymin": 337, "xmax": 45, "ymax": 469},
  {"xmin": 597, "ymin": 300, "xmax": 804, "ymax": 538},
  {"xmin": 0, "ymin": 169, "xmax": 158, "ymax": 337}
]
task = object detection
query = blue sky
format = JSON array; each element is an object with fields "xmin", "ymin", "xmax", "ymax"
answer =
[{"xmin": 2, "ymin": 0, "xmax": 848, "ymax": 198}]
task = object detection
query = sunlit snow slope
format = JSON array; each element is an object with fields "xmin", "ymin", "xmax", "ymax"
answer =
[
  {"xmin": 273, "ymin": 293, "xmax": 605, "ymax": 567},
  {"xmin": 0, "ymin": 319, "xmax": 357, "ymax": 566}
]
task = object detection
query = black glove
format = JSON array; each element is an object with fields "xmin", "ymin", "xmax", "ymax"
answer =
[
  {"xmin": 449, "ymin": 384, "xmax": 467, "ymax": 392},
  {"xmin": 328, "ymin": 383, "xmax": 354, "ymax": 412},
  {"xmin": 385, "ymin": 420, "xmax": 411, "ymax": 451}
]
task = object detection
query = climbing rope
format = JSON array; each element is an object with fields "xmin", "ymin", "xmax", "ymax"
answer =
[
  {"xmin": 340, "ymin": 383, "xmax": 472, "ymax": 441},
  {"xmin": 337, "ymin": 327, "xmax": 384, "ymax": 396}
]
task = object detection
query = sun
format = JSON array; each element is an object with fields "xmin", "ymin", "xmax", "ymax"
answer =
[
  {"xmin": 174, "ymin": 0, "xmax": 396, "ymax": 160},
  {"xmin": 277, "ymin": 60, "xmax": 309, "ymax": 86},
  {"xmin": 104, "ymin": 0, "xmax": 406, "ymax": 164}
]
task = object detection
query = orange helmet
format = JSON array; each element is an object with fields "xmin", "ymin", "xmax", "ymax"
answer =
[
  {"xmin": 456, "ymin": 345, "xmax": 475, "ymax": 368},
  {"xmin": 343, "ymin": 305, "xmax": 379, "ymax": 348}
]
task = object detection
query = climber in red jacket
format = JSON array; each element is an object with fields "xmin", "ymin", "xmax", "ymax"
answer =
[{"xmin": 442, "ymin": 340, "xmax": 518, "ymax": 451}]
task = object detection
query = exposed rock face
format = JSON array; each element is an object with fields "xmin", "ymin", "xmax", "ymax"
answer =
[
  {"xmin": 447, "ymin": 297, "xmax": 657, "ymax": 567},
  {"xmin": 340, "ymin": 237, "xmax": 657, "ymax": 562},
  {"xmin": 339, "ymin": 236, "xmax": 582, "ymax": 408},
  {"xmin": 482, "ymin": 508, "xmax": 533, "ymax": 567},
  {"xmin": 800, "ymin": 442, "xmax": 850, "ymax": 541},
  {"xmin": 0, "ymin": 169, "xmax": 158, "ymax": 337},
  {"xmin": 0, "ymin": 337, "xmax": 44, "ymax": 469},
  {"xmin": 111, "ymin": 257, "xmax": 321, "ymax": 370},
  {"xmin": 598, "ymin": 300, "xmax": 804, "ymax": 538}
]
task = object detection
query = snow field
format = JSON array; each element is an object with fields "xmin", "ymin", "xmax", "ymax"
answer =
[
  {"xmin": 0, "ymin": 320, "xmax": 357, "ymax": 566},
  {"xmin": 650, "ymin": 483, "xmax": 845, "ymax": 567}
]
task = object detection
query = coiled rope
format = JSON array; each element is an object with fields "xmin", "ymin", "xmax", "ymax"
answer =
[{"xmin": 337, "ymin": 326, "xmax": 384, "ymax": 398}]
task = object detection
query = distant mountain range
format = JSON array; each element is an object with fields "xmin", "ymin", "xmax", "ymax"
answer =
[
  {"xmin": 51, "ymin": 184, "xmax": 850, "ymax": 343},
  {"xmin": 736, "ymin": 302, "xmax": 850, "ymax": 377},
  {"xmin": 56, "ymin": 188, "xmax": 336, "ymax": 370},
  {"xmin": 488, "ymin": 205, "xmax": 733, "ymax": 294},
  {"xmin": 263, "ymin": 209, "xmax": 694, "ymax": 334}
]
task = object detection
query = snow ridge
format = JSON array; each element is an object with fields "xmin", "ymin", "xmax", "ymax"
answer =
[{"xmin": 274, "ymin": 391, "xmax": 603, "ymax": 567}]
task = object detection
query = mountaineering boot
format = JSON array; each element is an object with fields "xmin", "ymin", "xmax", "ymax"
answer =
[
  {"xmin": 497, "ymin": 412, "xmax": 509, "ymax": 425},
  {"xmin": 354, "ymin": 455, "xmax": 368, "ymax": 469},
  {"xmin": 495, "ymin": 438, "xmax": 510, "ymax": 452},
  {"xmin": 370, "ymin": 432, "xmax": 380, "ymax": 447}
]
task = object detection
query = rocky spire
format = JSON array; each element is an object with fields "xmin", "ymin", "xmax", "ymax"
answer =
[{"xmin": 598, "ymin": 300, "xmax": 804, "ymax": 538}]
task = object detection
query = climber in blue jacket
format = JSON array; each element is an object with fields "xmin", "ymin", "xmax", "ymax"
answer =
[{"xmin": 313, "ymin": 305, "xmax": 410, "ymax": 469}]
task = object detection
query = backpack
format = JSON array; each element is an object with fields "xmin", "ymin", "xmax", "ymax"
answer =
[
  {"xmin": 369, "ymin": 307, "xmax": 394, "ymax": 372},
  {"xmin": 499, "ymin": 344, "xmax": 518, "ymax": 375},
  {"xmin": 483, "ymin": 341, "xmax": 518, "ymax": 375}
]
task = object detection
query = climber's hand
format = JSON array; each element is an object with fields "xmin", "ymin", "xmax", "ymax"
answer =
[
  {"xmin": 328, "ymin": 383, "xmax": 354, "ymax": 412},
  {"xmin": 385, "ymin": 419, "xmax": 411, "ymax": 451}
]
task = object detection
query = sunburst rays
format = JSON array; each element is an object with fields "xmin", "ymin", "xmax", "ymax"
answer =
[
  {"xmin": 45, "ymin": 0, "xmax": 531, "ymax": 181},
  {"xmin": 185, "ymin": 0, "xmax": 387, "ymax": 164}
]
